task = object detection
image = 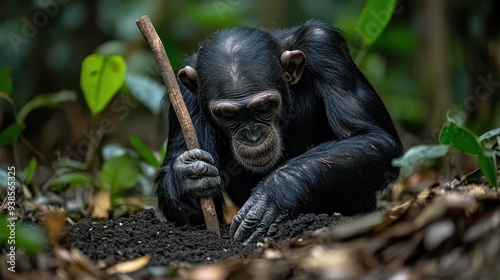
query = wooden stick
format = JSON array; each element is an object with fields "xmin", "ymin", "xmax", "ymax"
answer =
[{"xmin": 136, "ymin": 15, "xmax": 221, "ymax": 237}]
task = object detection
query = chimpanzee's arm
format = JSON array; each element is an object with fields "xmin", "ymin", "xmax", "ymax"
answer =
[{"xmin": 231, "ymin": 129, "xmax": 401, "ymax": 242}]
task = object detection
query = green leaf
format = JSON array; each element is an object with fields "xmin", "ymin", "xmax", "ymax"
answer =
[
  {"xmin": 355, "ymin": 0, "xmax": 396, "ymax": 47},
  {"xmin": 0, "ymin": 123, "xmax": 25, "ymax": 145},
  {"xmin": 15, "ymin": 222, "xmax": 47, "ymax": 254},
  {"xmin": 17, "ymin": 90, "xmax": 77, "ymax": 124},
  {"xmin": 0, "ymin": 214, "xmax": 47, "ymax": 254},
  {"xmin": 52, "ymin": 172, "xmax": 93, "ymax": 189},
  {"xmin": 0, "ymin": 67, "xmax": 13, "ymax": 95},
  {"xmin": 25, "ymin": 157, "xmax": 38, "ymax": 184},
  {"xmin": 81, "ymin": 54, "xmax": 127, "ymax": 115},
  {"xmin": 130, "ymin": 135, "xmax": 160, "ymax": 168},
  {"xmin": 100, "ymin": 155, "xmax": 140, "ymax": 194},
  {"xmin": 478, "ymin": 153, "xmax": 498, "ymax": 188},
  {"xmin": 392, "ymin": 144, "xmax": 450, "ymax": 167},
  {"xmin": 439, "ymin": 121, "xmax": 483, "ymax": 155}
]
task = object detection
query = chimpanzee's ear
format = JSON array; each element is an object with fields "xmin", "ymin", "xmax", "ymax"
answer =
[
  {"xmin": 281, "ymin": 50, "xmax": 305, "ymax": 85},
  {"xmin": 178, "ymin": 66, "xmax": 199, "ymax": 94}
]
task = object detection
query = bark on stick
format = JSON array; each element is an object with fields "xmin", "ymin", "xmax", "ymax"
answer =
[{"xmin": 136, "ymin": 15, "xmax": 221, "ymax": 237}]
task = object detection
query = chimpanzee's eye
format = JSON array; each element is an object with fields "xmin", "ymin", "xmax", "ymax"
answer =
[
  {"xmin": 255, "ymin": 103, "xmax": 270, "ymax": 113},
  {"xmin": 218, "ymin": 110, "xmax": 238, "ymax": 119}
]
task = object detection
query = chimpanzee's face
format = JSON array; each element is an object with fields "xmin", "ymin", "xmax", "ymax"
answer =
[{"xmin": 209, "ymin": 90, "xmax": 284, "ymax": 172}]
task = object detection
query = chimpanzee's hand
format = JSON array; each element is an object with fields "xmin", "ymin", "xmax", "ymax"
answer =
[
  {"xmin": 230, "ymin": 189, "xmax": 288, "ymax": 244},
  {"xmin": 173, "ymin": 149, "xmax": 221, "ymax": 198}
]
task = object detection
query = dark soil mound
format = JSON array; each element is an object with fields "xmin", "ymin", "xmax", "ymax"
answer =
[{"xmin": 66, "ymin": 209, "xmax": 347, "ymax": 266}]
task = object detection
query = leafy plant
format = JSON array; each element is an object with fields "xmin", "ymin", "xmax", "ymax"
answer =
[
  {"xmin": 46, "ymin": 52, "xmax": 168, "ymax": 217},
  {"xmin": 0, "ymin": 52, "xmax": 163, "ymax": 218},
  {"xmin": 393, "ymin": 121, "xmax": 499, "ymax": 188},
  {"xmin": 440, "ymin": 121, "xmax": 498, "ymax": 187}
]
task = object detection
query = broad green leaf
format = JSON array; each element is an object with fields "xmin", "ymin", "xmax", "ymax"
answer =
[
  {"xmin": 439, "ymin": 121, "xmax": 483, "ymax": 155},
  {"xmin": 100, "ymin": 155, "xmax": 140, "ymax": 194},
  {"xmin": 81, "ymin": 54, "xmax": 127, "ymax": 115},
  {"xmin": 25, "ymin": 157, "xmax": 38, "ymax": 184},
  {"xmin": 0, "ymin": 123, "xmax": 25, "ymax": 145},
  {"xmin": 52, "ymin": 172, "xmax": 93, "ymax": 189},
  {"xmin": 130, "ymin": 135, "xmax": 160, "ymax": 168},
  {"xmin": 478, "ymin": 153, "xmax": 498, "ymax": 188},
  {"xmin": 0, "ymin": 67, "xmax": 13, "ymax": 94},
  {"xmin": 17, "ymin": 90, "xmax": 77, "ymax": 124},
  {"xmin": 125, "ymin": 74, "xmax": 164, "ymax": 114},
  {"xmin": 392, "ymin": 144, "xmax": 449, "ymax": 167},
  {"xmin": 355, "ymin": 0, "xmax": 396, "ymax": 47}
]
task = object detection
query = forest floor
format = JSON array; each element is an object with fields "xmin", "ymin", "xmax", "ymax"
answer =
[{"xmin": 1, "ymin": 177, "xmax": 499, "ymax": 280}]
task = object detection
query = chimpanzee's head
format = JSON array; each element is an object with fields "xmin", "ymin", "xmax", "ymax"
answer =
[{"xmin": 178, "ymin": 27, "xmax": 305, "ymax": 173}]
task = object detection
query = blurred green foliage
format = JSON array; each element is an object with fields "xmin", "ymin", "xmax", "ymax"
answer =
[{"xmin": 0, "ymin": 0, "xmax": 499, "ymax": 193}]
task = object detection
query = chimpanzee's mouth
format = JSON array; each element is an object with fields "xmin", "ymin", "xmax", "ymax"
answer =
[{"xmin": 232, "ymin": 129, "xmax": 282, "ymax": 173}]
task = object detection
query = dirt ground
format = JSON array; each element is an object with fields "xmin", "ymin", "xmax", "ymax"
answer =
[
  {"xmin": 1, "ymin": 182, "xmax": 499, "ymax": 280},
  {"xmin": 66, "ymin": 210, "xmax": 349, "ymax": 266}
]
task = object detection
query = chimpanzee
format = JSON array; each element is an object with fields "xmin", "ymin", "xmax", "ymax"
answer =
[{"xmin": 155, "ymin": 20, "xmax": 403, "ymax": 243}]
